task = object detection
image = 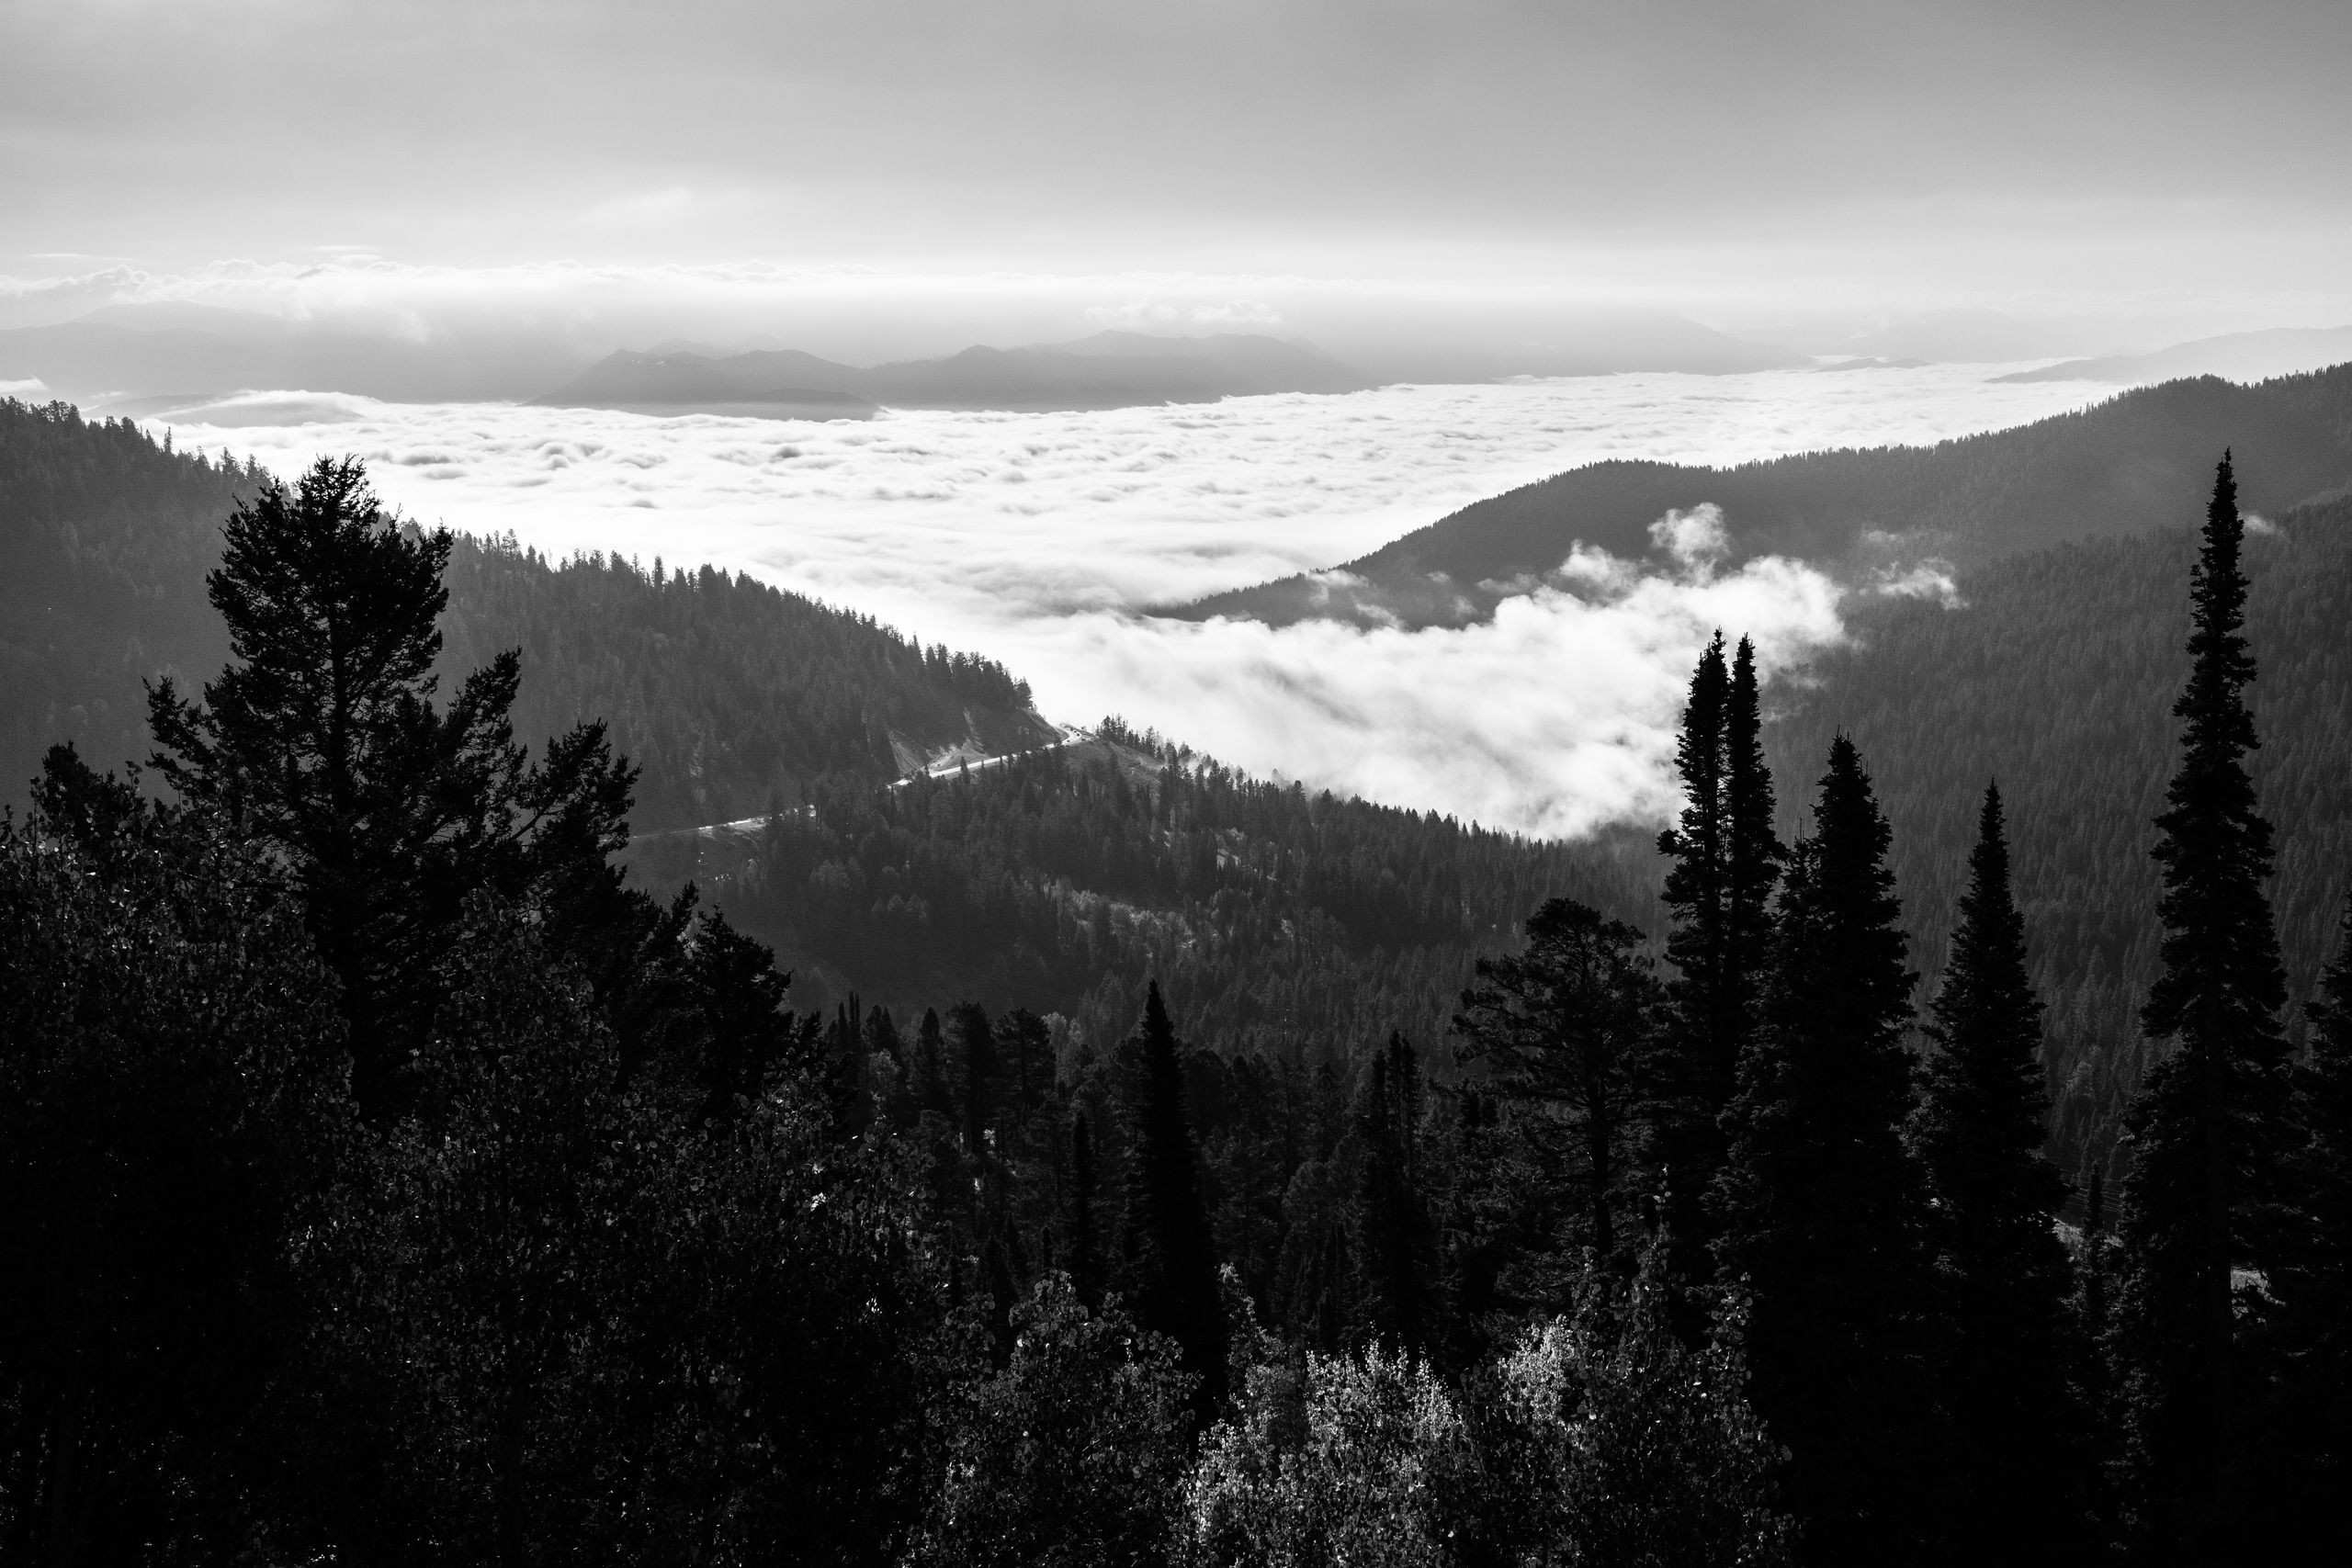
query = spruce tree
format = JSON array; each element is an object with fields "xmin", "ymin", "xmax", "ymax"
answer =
[
  {"xmin": 1907, "ymin": 782, "xmax": 2087, "ymax": 1552},
  {"xmin": 1455, "ymin": 897, "xmax": 1662, "ymax": 1273},
  {"xmin": 2264, "ymin": 895, "xmax": 2352, "ymax": 1545},
  {"xmin": 1351, "ymin": 1033, "xmax": 1436, "ymax": 1353},
  {"xmin": 951, "ymin": 1002, "xmax": 996, "ymax": 1155},
  {"xmin": 1656, "ymin": 634, "xmax": 1733, "ymax": 1258},
  {"xmin": 914, "ymin": 1007, "xmax": 949, "ymax": 1119},
  {"xmin": 1713, "ymin": 735, "xmax": 1937, "ymax": 1565},
  {"xmin": 1724, "ymin": 636, "xmax": 1784, "ymax": 1065},
  {"xmin": 1119, "ymin": 980, "xmax": 1227, "ymax": 1413},
  {"xmin": 2077, "ymin": 1163, "xmax": 2123, "ymax": 1544},
  {"xmin": 1068, "ymin": 1113, "xmax": 1104, "ymax": 1309},
  {"xmin": 2114, "ymin": 454, "xmax": 2298, "ymax": 1550}
]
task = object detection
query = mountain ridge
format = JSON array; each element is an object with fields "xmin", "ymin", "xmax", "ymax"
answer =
[
  {"xmin": 1179, "ymin": 364, "xmax": 2352, "ymax": 629},
  {"xmin": 1994, "ymin": 324, "xmax": 2352, "ymax": 385},
  {"xmin": 528, "ymin": 333, "xmax": 1377, "ymax": 414}
]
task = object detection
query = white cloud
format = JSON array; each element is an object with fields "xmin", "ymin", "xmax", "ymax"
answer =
[
  {"xmin": 1870, "ymin": 559, "xmax": 1965, "ymax": 606},
  {"xmin": 1645, "ymin": 502, "xmax": 1729, "ymax": 574},
  {"xmin": 1027, "ymin": 552, "xmax": 1845, "ymax": 839},
  {"xmin": 147, "ymin": 365, "xmax": 2087, "ymax": 835}
]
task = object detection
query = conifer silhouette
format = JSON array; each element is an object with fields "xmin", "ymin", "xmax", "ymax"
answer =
[
  {"xmin": 2257, "ymin": 895, "xmax": 2352, "ymax": 1550},
  {"xmin": 1067, "ymin": 1112, "xmax": 1104, "ymax": 1309},
  {"xmin": 1118, "ymin": 981, "xmax": 1227, "ymax": 1413},
  {"xmin": 1713, "ymin": 735, "xmax": 1935, "ymax": 1564},
  {"xmin": 1351, "ymin": 1032, "xmax": 1436, "ymax": 1353},
  {"xmin": 1657, "ymin": 634, "xmax": 1733, "ymax": 1261},
  {"xmin": 146, "ymin": 457, "xmax": 633, "ymax": 1113},
  {"xmin": 1723, "ymin": 637, "xmax": 1784, "ymax": 1096},
  {"xmin": 1909, "ymin": 782, "xmax": 2087, "ymax": 1551},
  {"xmin": 2116, "ymin": 453, "xmax": 2297, "ymax": 1549}
]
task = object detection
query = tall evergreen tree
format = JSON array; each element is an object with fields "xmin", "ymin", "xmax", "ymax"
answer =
[
  {"xmin": 1067, "ymin": 1112, "xmax": 1104, "ymax": 1309},
  {"xmin": 1660, "ymin": 634, "xmax": 1732, "ymax": 1063},
  {"xmin": 1907, "ymin": 782, "xmax": 2087, "ymax": 1552},
  {"xmin": 1119, "ymin": 980, "xmax": 1227, "ymax": 1414},
  {"xmin": 2077, "ymin": 1164, "xmax": 2124, "ymax": 1544},
  {"xmin": 2262, "ymin": 894, "xmax": 2352, "ymax": 1548},
  {"xmin": 914, "ymin": 1007, "xmax": 949, "ymax": 1119},
  {"xmin": 1656, "ymin": 634, "xmax": 1732, "ymax": 1257},
  {"xmin": 145, "ymin": 457, "xmax": 634, "ymax": 1112},
  {"xmin": 1713, "ymin": 736, "xmax": 1939, "ymax": 1565},
  {"xmin": 951, "ymin": 1001, "xmax": 997, "ymax": 1155},
  {"xmin": 2114, "ymin": 453, "xmax": 2299, "ymax": 1551},
  {"xmin": 1351, "ymin": 1032, "xmax": 1436, "ymax": 1353},
  {"xmin": 1455, "ymin": 897, "xmax": 1662, "ymax": 1278},
  {"xmin": 1723, "ymin": 636, "xmax": 1784, "ymax": 1073}
]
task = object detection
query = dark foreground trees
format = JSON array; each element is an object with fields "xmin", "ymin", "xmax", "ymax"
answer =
[
  {"xmin": 147, "ymin": 457, "xmax": 637, "ymax": 1115},
  {"xmin": 1455, "ymin": 897, "xmax": 1662, "ymax": 1280},
  {"xmin": 0, "ymin": 761, "xmax": 343, "ymax": 1564},
  {"xmin": 1122, "ymin": 981, "xmax": 1230, "ymax": 1415},
  {"xmin": 12, "ymin": 449, "xmax": 2352, "ymax": 1565},
  {"xmin": 1713, "ymin": 736, "xmax": 1939, "ymax": 1565},
  {"xmin": 1908, "ymin": 784, "xmax": 2087, "ymax": 1553}
]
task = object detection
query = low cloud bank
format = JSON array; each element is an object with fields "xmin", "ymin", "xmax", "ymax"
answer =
[
  {"xmin": 145, "ymin": 368, "xmax": 2075, "ymax": 835},
  {"xmin": 1027, "ymin": 552, "xmax": 1847, "ymax": 838}
]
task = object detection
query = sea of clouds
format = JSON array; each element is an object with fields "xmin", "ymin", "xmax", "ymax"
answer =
[{"xmin": 150, "ymin": 367, "xmax": 2102, "ymax": 837}]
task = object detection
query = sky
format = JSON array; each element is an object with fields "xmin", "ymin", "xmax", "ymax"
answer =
[{"xmin": 5, "ymin": 0, "xmax": 2351, "ymax": 362}]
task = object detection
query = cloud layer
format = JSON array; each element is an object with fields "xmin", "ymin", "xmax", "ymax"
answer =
[{"xmin": 152, "ymin": 367, "xmax": 2098, "ymax": 834}]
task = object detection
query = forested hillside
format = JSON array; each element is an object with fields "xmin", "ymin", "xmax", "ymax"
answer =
[
  {"xmin": 1767, "ymin": 486, "xmax": 2352, "ymax": 1189},
  {"xmin": 638, "ymin": 723, "xmax": 1657, "ymax": 1060},
  {"xmin": 0, "ymin": 398, "xmax": 1051, "ymax": 828},
  {"xmin": 1191, "ymin": 365, "xmax": 2352, "ymax": 628}
]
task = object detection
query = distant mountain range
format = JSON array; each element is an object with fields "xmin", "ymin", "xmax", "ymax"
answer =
[
  {"xmin": 1994, "ymin": 324, "xmax": 2352, "ymax": 385},
  {"xmin": 2, "ymin": 304, "xmax": 1809, "ymax": 412},
  {"xmin": 1181, "ymin": 365, "xmax": 2352, "ymax": 629},
  {"xmin": 528, "ymin": 333, "xmax": 1378, "ymax": 415}
]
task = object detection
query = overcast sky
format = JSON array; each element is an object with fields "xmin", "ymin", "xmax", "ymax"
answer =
[{"xmin": 6, "ymin": 0, "xmax": 2349, "ymax": 355}]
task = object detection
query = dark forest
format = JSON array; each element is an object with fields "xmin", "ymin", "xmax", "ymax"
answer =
[{"xmin": 4, "ymin": 402, "xmax": 2348, "ymax": 1564}]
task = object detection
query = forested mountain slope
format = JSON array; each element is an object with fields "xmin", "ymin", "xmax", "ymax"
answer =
[
  {"xmin": 1188, "ymin": 365, "xmax": 2352, "ymax": 628},
  {"xmin": 0, "ymin": 399, "xmax": 1052, "ymax": 827},
  {"xmin": 1767, "ymin": 485, "xmax": 2352, "ymax": 1185},
  {"xmin": 636, "ymin": 722, "xmax": 1658, "ymax": 1064}
]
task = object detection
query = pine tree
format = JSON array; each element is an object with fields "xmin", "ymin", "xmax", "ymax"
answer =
[
  {"xmin": 1712, "ymin": 735, "xmax": 1937, "ymax": 1565},
  {"xmin": 1118, "ymin": 980, "xmax": 1227, "ymax": 1414},
  {"xmin": 145, "ymin": 457, "xmax": 635, "ymax": 1113},
  {"xmin": 914, "ymin": 1007, "xmax": 949, "ymax": 1119},
  {"xmin": 1351, "ymin": 1033, "xmax": 1436, "ymax": 1353},
  {"xmin": 2078, "ymin": 1164, "xmax": 2123, "ymax": 1544},
  {"xmin": 1656, "ymin": 634, "xmax": 1732, "ymax": 1260},
  {"xmin": 1068, "ymin": 1113, "xmax": 1104, "ymax": 1309},
  {"xmin": 2263, "ymin": 895, "xmax": 2352, "ymax": 1546},
  {"xmin": 687, "ymin": 907, "xmax": 800, "ymax": 1121},
  {"xmin": 1455, "ymin": 897, "xmax": 1663, "ymax": 1282},
  {"xmin": 2114, "ymin": 453, "xmax": 2298, "ymax": 1551},
  {"xmin": 951, "ymin": 1002, "xmax": 996, "ymax": 1156},
  {"xmin": 1724, "ymin": 637, "xmax": 1784, "ymax": 1069},
  {"xmin": 1907, "ymin": 782, "xmax": 2087, "ymax": 1551}
]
